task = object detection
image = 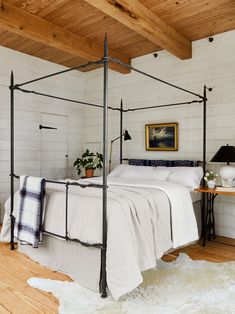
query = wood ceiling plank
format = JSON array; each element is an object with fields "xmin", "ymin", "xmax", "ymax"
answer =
[
  {"xmin": 6, "ymin": 0, "xmax": 68, "ymax": 15},
  {"xmin": 143, "ymin": 0, "xmax": 233, "ymax": 16},
  {"xmin": 139, "ymin": 0, "xmax": 208, "ymax": 14},
  {"xmin": 154, "ymin": 0, "xmax": 235, "ymax": 26},
  {"xmin": 0, "ymin": 1, "xmax": 130, "ymax": 73},
  {"xmin": 0, "ymin": 0, "xmax": 234, "ymax": 72},
  {"xmin": 35, "ymin": 0, "xmax": 72, "ymax": 17},
  {"xmin": 84, "ymin": 0, "xmax": 192, "ymax": 59},
  {"xmin": 179, "ymin": 20, "xmax": 235, "ymax": 41},
  {"xmin": 171, "ymin": 3, "xmax": 235, "ymax": 39},
  {"xmin": 42, "ymin": 0, "xmax": 98, "ymax": 31},
  {"xmin": 117, "ymin": 38, "xmax": 159, "ymax": 58},
  {"xmin": 140, "ymin": 0, "xmax": 235, "ymax": 40},
  {"xmin": 0, "ymin": 31, "xmax": 90, "ymax": 69},
  {"xmin": 14, "ymin": 0, "xmax": 53, "ymax": 14},
  {"xmin": 31, "ymin": 0, "xmax": 157, "ymax": 56}
]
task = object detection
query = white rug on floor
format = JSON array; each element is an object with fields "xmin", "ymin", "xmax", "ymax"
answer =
[{"xmin": 28, "ymin": 253, "xmax": 235, "ymax": 314}]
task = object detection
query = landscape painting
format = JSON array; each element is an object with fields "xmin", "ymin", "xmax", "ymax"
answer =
[{"xmin": 145, "ymin": 123, "xmax": 178, "ymax": 151}]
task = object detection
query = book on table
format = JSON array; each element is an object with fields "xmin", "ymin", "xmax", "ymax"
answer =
[{"xmin": 216, "ymin": 186, "xmax": 235, "ymax": 192}]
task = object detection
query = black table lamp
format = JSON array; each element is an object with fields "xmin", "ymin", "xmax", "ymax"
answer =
[{"xmin": 211, "ymin": 144, "xmax": 235, "ymax": 187}]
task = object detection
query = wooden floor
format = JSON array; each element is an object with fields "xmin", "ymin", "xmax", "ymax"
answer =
[{"xmin": 0, "ymin": 237, "xmax": 234, "ymax": 313}]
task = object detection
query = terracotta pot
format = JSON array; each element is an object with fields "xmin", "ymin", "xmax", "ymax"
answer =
[{"xmin": 85, "ymin": 168, "xmax": 94, "ymax": 177}]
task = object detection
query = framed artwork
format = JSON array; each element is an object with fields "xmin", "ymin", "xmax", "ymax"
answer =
[{"xmin": 145, "ymin": 122, "xmax": 178, "ymax": 151}]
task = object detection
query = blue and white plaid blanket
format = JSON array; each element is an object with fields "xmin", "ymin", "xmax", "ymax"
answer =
[{"xmin": 15, "ymin": 176, "xmax": 46, "ymax": 248}]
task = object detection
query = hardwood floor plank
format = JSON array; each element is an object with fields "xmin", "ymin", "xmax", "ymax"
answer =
[
  {"xmin": 0, "ymin": 304, "xmax": 11, "ymax": 313},
  {"xmin": 0, "ymin": 243, "xmax": 71, "ymax": 314},
  {"xmin": 0, "ymin": 270, "xmax": 57, "ymax": 313},
  {"xmin": 0, "ymin": 236, "xmax": 234, "ymax": 313},
  {"xmin": 171, "ymin": 238, "xmax": 235, "ymax": 262}
]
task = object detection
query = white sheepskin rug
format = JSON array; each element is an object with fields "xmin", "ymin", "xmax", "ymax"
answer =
[{"xmin": 28, "ymin": 253, "xmax": 235, "ymax": 314}]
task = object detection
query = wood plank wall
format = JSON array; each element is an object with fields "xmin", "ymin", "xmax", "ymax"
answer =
[
  {"xmin": 0, "ymin": 46, "xmax": 85, "ymax": 221},
  {"xmin": 83, "ymin": 30, "xmax": 235, "ymax": 239}
]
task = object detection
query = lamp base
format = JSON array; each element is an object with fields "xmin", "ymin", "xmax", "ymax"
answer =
[{"xmin": 219, "ymin": 165, "xmax": 235, "ymax": 187}]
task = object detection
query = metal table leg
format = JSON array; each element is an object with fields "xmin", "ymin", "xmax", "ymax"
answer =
[{"xmin": 203, "ymin": 193, "xmax": 217, "ymax": 246}]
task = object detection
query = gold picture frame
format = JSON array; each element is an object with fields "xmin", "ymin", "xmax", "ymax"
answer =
[{"xmin": 145, "ymin": 122, "xmax": 178, "ymax": 151}]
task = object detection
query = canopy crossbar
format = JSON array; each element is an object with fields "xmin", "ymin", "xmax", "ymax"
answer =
[
  {"xmin": 123, "ymin": 99, "xmax": 203, "ymax": 112},
  {"xmin": 14, "ymin": 86, "xmax": 120, "ymax": 111},
  {"xmin": 14, "ymin": 85, "xmax": 203, "ymax": 112},
  {"xmin": 15, "ymin": 59, "xmax": 104, "ymax": 88},
  {"xmin": 109, "ymin": 57, "xmax": 204, "ymax": 100}
]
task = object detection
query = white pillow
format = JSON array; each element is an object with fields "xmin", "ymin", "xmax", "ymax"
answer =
[
  {"xmin": 114, "ymin": 165, "xmax": 170, "ymax": 181},
  {"xmin": 122, "ymin": 168, "xmax": 170, "ymax": 181},
  {"xmin": 156, "ymin": 166, "xmax": 203, "ymax": 188},
  {"xmin": 109, "ymin": 164, "xmax": 152, "ymax": 177}
]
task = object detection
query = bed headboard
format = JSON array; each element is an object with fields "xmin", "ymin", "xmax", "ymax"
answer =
[{"xmin": 128, "ymin": 159, "xmax": 199, "ymax": 167}]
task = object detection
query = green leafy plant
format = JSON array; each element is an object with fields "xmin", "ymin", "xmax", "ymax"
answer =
[{"xmin": 73, "ymin": 149, "xmax": 103, "ymax": 175}]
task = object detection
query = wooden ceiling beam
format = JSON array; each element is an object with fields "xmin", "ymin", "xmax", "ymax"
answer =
[
  {"xmin": 84, "ymin": 0, "xmax": 192, "ymax": 59},
  {"xmin": 0, "ymin": 1, "xmax": 130, "ymax": 73}
]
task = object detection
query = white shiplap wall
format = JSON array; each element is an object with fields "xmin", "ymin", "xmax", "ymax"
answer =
[
  {"xmin": 0, "ymin": 46, "xmax": 86, "ymax": 221},
  {"xmin": 84, "ymin": 30, "xmax": 235, "ymax": 238},
  {"xmin": 0, "ymin": 30, "xmax": 235, "ymax": 238}
]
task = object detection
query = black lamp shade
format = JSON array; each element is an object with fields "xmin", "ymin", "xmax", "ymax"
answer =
[
  {"xmin": 211, "ymin": 144, "xmax": 235, "ymax": 164},
  {"xmin": 124, "ymin": 130, "xmax": 131, "ymax": 141}
]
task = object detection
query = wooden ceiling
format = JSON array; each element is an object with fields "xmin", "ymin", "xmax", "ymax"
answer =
[{"xmin": 0, "ymin": 0, "xmax": 234, "ymax": 73}]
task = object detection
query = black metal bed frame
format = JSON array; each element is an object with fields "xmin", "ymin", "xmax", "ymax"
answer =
[{"xmin": 9, "ymin": 35, "xmax": 211, "ymax": 298}]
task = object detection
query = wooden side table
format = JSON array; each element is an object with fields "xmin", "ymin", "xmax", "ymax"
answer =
[{"xmin": 194, "ymin": 187, "xmax": 235, "ymax": 246}]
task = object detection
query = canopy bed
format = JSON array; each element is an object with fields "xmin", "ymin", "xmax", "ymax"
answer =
[{"xmin": 6, "ymin": 35, "xmax": 212, "ymax": 299}]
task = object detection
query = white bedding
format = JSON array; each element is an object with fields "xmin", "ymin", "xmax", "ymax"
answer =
[
  {"xmin": 1, "ymin": 177, "xmax": 198, "ymax": 300},
  {"xmin": 82, "ymin": 177, "xmax": 199, "ymax": 249}
]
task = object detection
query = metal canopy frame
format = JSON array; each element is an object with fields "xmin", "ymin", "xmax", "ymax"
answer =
[{"xmin": 9, "ymin": 35, "xmax": 210, "ymax": 299}]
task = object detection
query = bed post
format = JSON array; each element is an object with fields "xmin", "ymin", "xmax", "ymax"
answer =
[
  {"xmin": 10, "ymin": 71, "xmax": 15, "ymax": 250},
  {"xmin": 201, "ymin": 85, "xmax": 207, "ymax": 245},
  {"xmin": 100, "ymin": 34, "xmax": 108, "ymax": 298},
  {"xmin": 202, "ymin": 85, "xmax": 207, "ymax": 185},
  {"xmin": 120, "ymin": 99, "xmax": 123, "ymax": 164}
]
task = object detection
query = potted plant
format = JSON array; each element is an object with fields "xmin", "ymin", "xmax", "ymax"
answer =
[
  {"xmin": 73, "ymin": 149, "xmax": 103, "ymax": 177},
  {"xmin": 204, "ymin": 171, "xmax": 218, "ymax": 189}
]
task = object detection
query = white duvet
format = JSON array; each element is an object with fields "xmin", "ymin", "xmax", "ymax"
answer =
[
  {"xmin": 90, "ymin": 176, "xmax": 199, "ymax": 249},
  {"xmin": 1, "ymin": 177, "xmax": 198, "ymax": 300}
]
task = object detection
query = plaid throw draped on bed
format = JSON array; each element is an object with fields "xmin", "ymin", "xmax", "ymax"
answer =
[{"xmin": 15, "ymin": 176, "xmax": 46, "ymax": 248}]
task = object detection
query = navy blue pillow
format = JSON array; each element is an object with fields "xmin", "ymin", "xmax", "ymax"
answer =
[{"xmin": 128, "ymin": 159, "xmax": 198, "ymax": 167}]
